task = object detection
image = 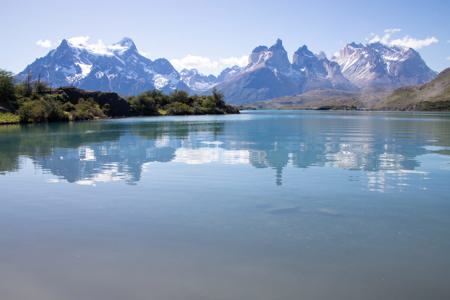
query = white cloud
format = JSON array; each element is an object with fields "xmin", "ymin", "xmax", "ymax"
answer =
[
  {"xmin": 446, "ymin": 56, "xmax": 450, "ymax": 60},
  {"xmin": 67, "ymin": 36, "xmax": 112, "ymax": 55},
  {"xmin": 220, "ymin": 55, "xmax": 248, "ymax": 67},
  {"xmin": 170, "ymin": 54, "xmax": 248, "ymax": 75},
  {"xmin": 170, "ymin": 55, "xmax": 219, "ymax": 71},
  {"xmin": 384, "ymin": 28, "xmax": 402, "ymax": 34},
  {"xmin": 390, "ymin": 36, "xmax": 438, "ymax": 49},
  {"xmin": 369, "ymin": 28, "xmax": 401, "ymax": 44},
  {"xmin": 67, "ymin": 36, "xmax": 90, "ymax": 46},
  {"xmin": 36, "ymin": 39, "xmax": 52, "ymax": 48},
  {"xmin": 368, "ymin": 29, "xmax": 438, "ymax": 49}
]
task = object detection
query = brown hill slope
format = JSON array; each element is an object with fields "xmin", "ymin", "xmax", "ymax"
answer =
[{"xmin": 374, "ymin": 68, "xmax": 450, "ymax": 111}]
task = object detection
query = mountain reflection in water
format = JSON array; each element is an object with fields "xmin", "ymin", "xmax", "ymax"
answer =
[{"xmin": 0, "ymin": 112, "xmax": 449, "ymax": 187}]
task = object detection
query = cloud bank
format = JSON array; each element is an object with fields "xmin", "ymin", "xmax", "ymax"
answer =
[
  {"xmin": 368, "ymin": 29, "xmax": 438, "ymax": 49},
  {"xmin": 66, "ymin": 36, "xmax": 114, "ymax": 55},
  {"xmin": 170, "ymin": 54, "xmax": 248, "ymax": 76}
]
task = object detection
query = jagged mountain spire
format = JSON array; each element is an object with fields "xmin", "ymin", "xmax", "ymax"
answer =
[{"xmin": 248, "ymin": 38, "xmax": 290, "ymax": 72}]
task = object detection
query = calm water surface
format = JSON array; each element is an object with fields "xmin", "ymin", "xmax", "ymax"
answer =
[{"xmin": 1, "ymin": 110, "xmax": 450, "ymax": 300}]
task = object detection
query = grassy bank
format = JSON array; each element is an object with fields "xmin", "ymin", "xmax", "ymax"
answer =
[{"xmin": 0, "ymin": 112, "xmax": 20, "ymax": 124}]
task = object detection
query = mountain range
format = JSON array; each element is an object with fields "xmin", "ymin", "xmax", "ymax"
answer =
[
  {"xmin": 16, "ymin": 37, "xmax": 438, "ymax": 104},
  {"xmin": 247, "ymin": 67, "xmax": 449, "ymax": 111}
]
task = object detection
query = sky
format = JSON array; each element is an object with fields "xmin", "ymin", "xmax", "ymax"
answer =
[{"xmin": 1, "ymin": 0, "xmax": 449, "ymax": 75}]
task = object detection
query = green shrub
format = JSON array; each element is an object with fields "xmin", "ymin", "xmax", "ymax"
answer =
[
  {"xmin": 0, "ymin": 70, "xmax": 17, "ymax": 111},
  {"xmin": 0, "ymin": 112, "xmax": 20, "ymax": 124},
  {"xmin": 165, "ymin": 102, "xmax": 194, "ymax": 115},
  {"xmin": 71, "ymin": 98, "xmax": 105, "ymax": 120},
  {"xmin": 129, "ymin": 94, "xmax": 157, "ymax": 115},
  {"xmin": 170, "ymin": 90, "xmax": 191, "ymax": 105},
  {"xmin": 18, "ymin": 99, "xmax": 48, "ymax": 123}
]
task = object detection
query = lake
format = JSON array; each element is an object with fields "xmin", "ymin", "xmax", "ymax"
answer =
[{"xmin": 1, "ymin": 110, "xmax": 450, "ymax": 300}]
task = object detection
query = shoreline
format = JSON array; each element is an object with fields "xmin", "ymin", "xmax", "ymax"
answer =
[
  {"xmin": 3, "ymin": 109, "xmax": 450, "ymax": 127},
  {"xmin": 0, "ymin": 111, "xmax": 241, "ymax": 126}
]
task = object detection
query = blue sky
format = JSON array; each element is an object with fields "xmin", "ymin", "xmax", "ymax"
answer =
[{"xmin": 1, "ymin": 0, "xmax": 449, "ymax": 75}]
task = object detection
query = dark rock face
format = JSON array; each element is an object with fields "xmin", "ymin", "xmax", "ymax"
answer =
[{"xmin": 57, "ymin": 87, "xmax": 131, "ymax": 116}]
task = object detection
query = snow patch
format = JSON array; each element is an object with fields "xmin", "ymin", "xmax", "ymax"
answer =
[
  {"xmin": 75, "ymin": 62, "xmax": 92, "ymax": 78},
  {"xmin": 154, "ymin": 74, "xmax": 169, "ymax": 89}
]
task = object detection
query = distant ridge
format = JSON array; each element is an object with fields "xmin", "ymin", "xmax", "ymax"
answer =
[{"xmin": 244, "ymin": 87, "xmax": 394, "ymax": 110}]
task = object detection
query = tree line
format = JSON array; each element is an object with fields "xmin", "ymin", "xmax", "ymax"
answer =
[{"xmin": 0, "ymin": 70, "xmax": 239, "ymax": 124}]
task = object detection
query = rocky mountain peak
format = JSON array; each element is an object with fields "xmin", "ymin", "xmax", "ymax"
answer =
[
  {"xmin": 16, "ymin": 37, "xmax": 192, "ymax": 95},
  {"xmin": 113, "ymin": 37, "xmax": 138, "ymax": 54},
  {"xmin": 152, "ymin": 58, "xmax": 177, "ymax": 75},
  {"xmin": 247, "ymin": 39, "xmax": 290, "ymax": 72},
  {"xmin": 269, "ymin": 38, "xmax": 284, "ymax": 51},
  {"xmin": 252, "ymin": 45, "xmax": 268, "ymax": 53},
  {"xmin": 217, "ymin": 66, "xmax": 242, "ymax": 82},
  {"xmin": 117, "ymin": 37, "xmax": 135, "ymax": 47},
  {"xmin": 293, "ymin": 45, "xmax": 316, "ymax": 66},
  {"xmin": 57, "ymin": 39, "xmax": 70, "ymax": 50},
  {"xmin": 332, "ymin": 42, "xmax": 437, "ymax": 88},
  {"xmin": 264, "ymin": 39, "xmax": 290, "ymax": 72},
  {"xmin": 53, "ymin": 39, "xmax": 78, "ymax": 58}
]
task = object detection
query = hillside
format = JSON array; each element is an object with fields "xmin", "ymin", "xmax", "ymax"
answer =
[
  {"xmin": 245, "ymin": 86, "xmax": 393, "ymax": 110},
  {"xmin": 374, "ymin": 68, "xmax": 450, "ymax": 111}
]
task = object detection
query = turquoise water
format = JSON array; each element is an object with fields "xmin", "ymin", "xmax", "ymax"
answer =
[{"xmin": 1, "ymin": 110, "xmax": 450, "ymax": 299}]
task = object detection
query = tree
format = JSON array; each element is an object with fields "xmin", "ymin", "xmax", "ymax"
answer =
[
  {"xmin": 212, "ymin": 87, "xmax": 225, "ymax": 107},
  {"xmin": 34, "ymin": 74, "xmax": 48, "ymax": 94},
  {"xmin": 0, "ymin": 69, "xmax": 17, "ymax": 111},
  {"xmin": 24, "ymin": 70, "xmax": 33, "ymax": 96},
  {"xmin": 170, "ymin": 90, "xmax": 190, "ymax": 105}
]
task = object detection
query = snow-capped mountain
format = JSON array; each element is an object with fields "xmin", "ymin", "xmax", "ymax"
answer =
[
  {"xmin": 332, "ymin": 42, "xmax": 437, "ymax": 88},
  {"xmin": 215, "ymin": 39, "xmax": 356, "ymax": 104},
  {"xmin": 292, "ymin": 45, "xmax": 355, "ymax": 91},
  {"xmin": 16, "ymin": 37, "xmax": 437, "ymax": 104},
  {"xmin": 16, "ymin": 37, "xmax": 191, "ymax": 95},
  {"xmin": 217, "ymin": 66, "xmax": 242, "ymax": 82},
  {"xmin": 215, "ymin": 39, "xmax": 302, "ymax": 104},
  {"xmin": 179, "ymin": 69, "xmax": 218, "ymax": 92}
]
